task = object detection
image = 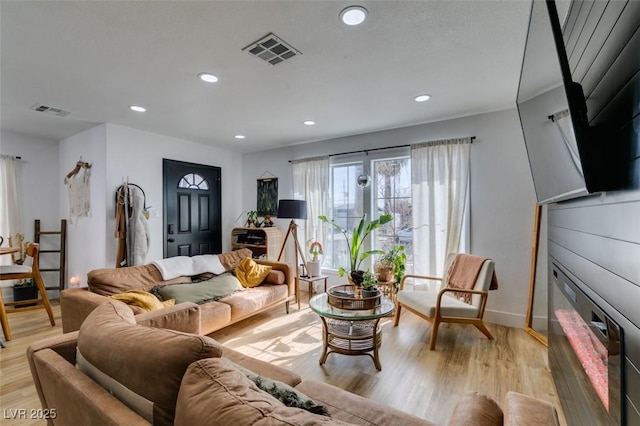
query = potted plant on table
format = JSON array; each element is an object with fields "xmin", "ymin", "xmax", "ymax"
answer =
[
  {"xmin": 318, "ymin": 213, "xmax": 393, "ymax": 286},
  {"xmin": 361, "ymin": 270, "xmax": 379, "ymax": 298},
  {"xmin": 307, "ymin": 240, "xmax": 323, "ymax": 277},
  {"xmin": 376, "ymin": 244, "xmax": 407, "ymax": 292},
  {"xmin": 245, "ymin": 210, "xmax": 258, "ymax": 227}
]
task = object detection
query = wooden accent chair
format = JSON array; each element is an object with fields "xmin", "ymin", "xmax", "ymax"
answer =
[
  {"xmin": 0, "ymin": 243, "xmax": 55, "ymax": 341},
  {"xmin": 394, "ymin": 253, "xmax": 496, "ymax": 350}
]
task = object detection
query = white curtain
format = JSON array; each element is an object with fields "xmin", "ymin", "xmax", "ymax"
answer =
[
  {"xmin": 291, "ymin": 156, "xmax": 329, "ymax": 258},
  {"xmin": 411, "ymin": 138, "xmax": 471, "ymax": 278},
  {"xmin": 0, "ymin": 155, "xmax": 21, "ymax": 266}
]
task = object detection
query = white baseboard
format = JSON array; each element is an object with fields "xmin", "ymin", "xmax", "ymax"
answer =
[{"xmin": 484, "ymin": 309, "xmax": 528, "ymax": 329}]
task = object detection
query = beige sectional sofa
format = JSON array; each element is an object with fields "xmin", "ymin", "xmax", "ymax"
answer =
[
  {"xmin": 28, "ymin": 300, "xmax": 560, "ymax": 426},
  {"xmin": 60, "ymin": 248, "xmax": 295, "ymax": 335}
]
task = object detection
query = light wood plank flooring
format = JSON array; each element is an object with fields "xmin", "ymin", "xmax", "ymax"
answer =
[{"xmin": 0, "ymin": 296, "xmax": 566, "ymax": 425}]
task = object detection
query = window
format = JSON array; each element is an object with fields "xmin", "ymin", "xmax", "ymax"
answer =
[
  {"xmin": 325, "ymin": 149, "xmax": 412, "ymax": 272},
  {"xmin": 326, "ymin": 161, "xmax": 364, "ymax": 271},
  {"xmin": 178, "ymin": 173, "xmax": 209, "ymax": 190},
  {"xmin": 372, "ymin": 157, "xmax": 412, "ymax": 271}
]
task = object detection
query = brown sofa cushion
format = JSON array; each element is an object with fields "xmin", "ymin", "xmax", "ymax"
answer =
[
  {"xmin": 446, "ymin": 392, "xmax": 503, "ymax": 426},
  {"xmin": 88, "ymin": 263, "xmax": 191, "ymax": 295},
  {"xmin": 503, "ymin": 391, "xmax": 559, "ymax": 426},
  {"xmin": 217, "ymin": 248, "xmax": 253, "ymax": 270},
  {"xmin": 77, "ymin": 300, "xmax": 223, "ymax": 426},
  {"xmin": 175, "ymin": 358, "xmax": 355, "ymax": 426},
  {"xmin": 295, "ymin": 380, "xmax": 437, "ymax": 426},
  {"xmin": 265, "ymin": 269, "xmax": 286, "ymax": 285}
]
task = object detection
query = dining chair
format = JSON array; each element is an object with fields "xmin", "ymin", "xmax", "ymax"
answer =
[
  {"xmin": 394, "ymin": 252, "xmax": 497, "ymax": 350},
  {"xmin": 0, "ymin": 243, "xmax": 55, "ymax": 341}
]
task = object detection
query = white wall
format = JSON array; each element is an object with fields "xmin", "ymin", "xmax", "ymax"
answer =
[
  {"xmin": 242, "ymin": 108, "xmax": 538, "ymax": 327},
  {"xmin": 59, "ymin": 125, "xmax": 108, "ymax": 287},
  {"xmin": 1, "ymin": 130, "xmax": 61, "ymax": 300},
  {"xmin": 1, "ymin": 122, "xmax": 244, "ymax": 290},
  {"xmin": 105, "ymin": 124, "xmax": 244, "ymax": 266}
]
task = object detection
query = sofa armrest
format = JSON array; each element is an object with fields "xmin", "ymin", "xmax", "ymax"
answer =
[
  {"xmin": 256, "ymin": 260, "xmax": 294, "ymax": 297},
  {"xmin": 503, "ymin": 391, "xmax": 559, "ymax": 426},
  {"xmin": 61, "ymin": 288, "xmax": 111, "ymax": 333},
  {"xmin": 31, "ymin": 348, "xmax": 149, "ymax": 425},
  {"xmin": 447, "ymin": 392, "xmax": 503, "ymax": 426},
  {"xmin": 135, "ymin": 302, "xmax": 201, "ymax": 334},
  {"xmin": 27, "ymin": 331, "xmax": 80, "ymax": 417}
]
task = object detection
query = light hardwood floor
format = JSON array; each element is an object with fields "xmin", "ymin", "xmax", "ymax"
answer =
[{"xmin": 0, "ymin": 296, "xmax": 566, "ymax": 425}]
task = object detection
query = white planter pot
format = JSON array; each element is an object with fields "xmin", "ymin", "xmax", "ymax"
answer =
[{"xmin": 307, "ymin": 261, "xmax": 322, "ymax": 277}]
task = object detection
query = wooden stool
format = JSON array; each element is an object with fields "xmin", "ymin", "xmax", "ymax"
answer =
[{"xmin": 0, "ymin": 243, "xmax": 55, "ymax": 341}]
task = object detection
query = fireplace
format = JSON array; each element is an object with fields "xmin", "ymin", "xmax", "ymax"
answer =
[{"xmin": 549, "ymin": 262, "xmax": 623, "ymax": 425}]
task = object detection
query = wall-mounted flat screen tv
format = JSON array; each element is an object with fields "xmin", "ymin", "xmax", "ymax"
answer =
[{"xmin": 517, "ymin": 0, "xmax": 594, "ymax": 204}]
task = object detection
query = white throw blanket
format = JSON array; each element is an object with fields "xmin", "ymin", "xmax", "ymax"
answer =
[{"xmin": 151, "ymin": 255, "xmax": 226, "ymax": 280}]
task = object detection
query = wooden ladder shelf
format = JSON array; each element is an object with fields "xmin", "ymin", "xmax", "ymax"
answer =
[{"xmin": 34, "ymin": 219, "xmax": 67, "ymax": 291}]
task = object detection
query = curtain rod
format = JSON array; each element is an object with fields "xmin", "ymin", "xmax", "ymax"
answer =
[{"xmin": 288, "ymin": 136, "xmax": 475, "ymax": 163}]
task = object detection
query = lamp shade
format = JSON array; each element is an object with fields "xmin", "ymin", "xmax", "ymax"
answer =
[{"xmin": 277, "ymin": 199, "xmax": 307, "ymax": 220}]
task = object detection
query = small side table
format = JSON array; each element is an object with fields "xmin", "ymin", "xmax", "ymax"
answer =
[{"xmin": 296, "ymin": 275, "xmax": 328, "ymax": 310}]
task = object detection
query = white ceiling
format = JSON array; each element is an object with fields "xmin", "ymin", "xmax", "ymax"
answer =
[{"xmin": 1, "ymin": 1, "xmax": 537, "ymax": 153}]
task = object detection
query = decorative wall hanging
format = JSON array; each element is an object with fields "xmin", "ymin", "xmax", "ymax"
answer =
[
  {"xmin": 257, "ymin": 173, "xmax": 278, "ymax": 217},
  {"xmin": 64, "ymin": 157, "xmax": 92, "ymax": 223}
]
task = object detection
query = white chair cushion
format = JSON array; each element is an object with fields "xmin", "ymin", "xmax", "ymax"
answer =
[
  {"xmin": 0, "ymin": 265, "xmax": 32, "ymax": 274},
  {"xmin": 397, "ymin": 290, "xmax": 479, "ymax": 318}
]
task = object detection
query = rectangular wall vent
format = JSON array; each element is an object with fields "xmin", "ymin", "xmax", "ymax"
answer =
[
  {"xmin": 29, "ymin": 104, "xmax": 71, "ymax": 117},
  {"xmin": 242, "ymin": 33, "xmax": 301, "ymax": 66}
]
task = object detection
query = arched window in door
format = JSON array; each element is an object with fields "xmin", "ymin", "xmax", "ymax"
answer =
[{"xmin": 178, "ymin": 173, "xmax": 209, "ymax": 190}]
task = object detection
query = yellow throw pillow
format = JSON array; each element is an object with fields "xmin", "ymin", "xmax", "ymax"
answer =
[
  {"xmin": 110, "ymin": 290, "xmax": 174, "ymax": 312},
  {"xmin": 235, "ymin": 258, "xmax": 272, "ymax": 288}
]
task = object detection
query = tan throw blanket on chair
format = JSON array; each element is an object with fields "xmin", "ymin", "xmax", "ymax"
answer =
[{"xmin": 445, "ymin": 254, "xmax": 499, "ymax": 304}]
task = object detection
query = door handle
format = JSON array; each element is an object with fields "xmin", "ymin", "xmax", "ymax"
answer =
[{"xmin": 167, "ymin": 238, "xmax": 175, "ymax": 243}]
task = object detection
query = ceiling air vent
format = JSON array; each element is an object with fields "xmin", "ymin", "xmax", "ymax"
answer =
[
  {"xmin": 242, "ymin": 33, "xmax": 301, "ymax": 66},
  {"xmin": 29, "ymin": 104, "xmax": 71, "ymax": 117}
]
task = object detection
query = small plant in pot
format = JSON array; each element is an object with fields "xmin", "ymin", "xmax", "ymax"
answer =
[
  {"xmin": 318, "ymin": 213, "xmax": 393, "ymax": 286},
  {"xmin": 377, "ymin": 245, "xmax": 406, "ymax": 292},
  {"xmin": 307, "ymin": 240, "xmax": 323, "ymax": 277},
  {"xmin": 246, "ymin": 210, "xmax": 258, "ymax": 227},
  {"xmin": 361, "ymin": 270, "xmax": 379, "ymax": 298}
]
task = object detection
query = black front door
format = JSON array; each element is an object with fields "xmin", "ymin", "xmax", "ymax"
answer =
[{"xmin": 163, "ymin": 159, "xmax": 221, "ymax": 258}]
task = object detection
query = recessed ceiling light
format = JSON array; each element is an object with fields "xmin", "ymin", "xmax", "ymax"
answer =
[
  {"xmin": 414, "ymin": 94, "xmax": 432, "ymax": 102},
  {"xmin": 198, "ymin": 73, "xmax": 219, "ymax": 83},
  {"xmin": 129, "ymin": 105, "xmax": 146, "ymax": 112},
  {"xmin": 340, "ymin": 6, "xmax": 368, "ymax": 26},
  {"xmin": 234, "ymin": 135, "xmax": 246, "ymax": 140},
  {"xmin": 303, "ymin": 120, "xmax": 316, "ymax": 126}
]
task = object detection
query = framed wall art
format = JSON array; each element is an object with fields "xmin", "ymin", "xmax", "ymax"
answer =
[{"xmin": 257, "ymin": 175, "xmax": 278, "ymax": 216}]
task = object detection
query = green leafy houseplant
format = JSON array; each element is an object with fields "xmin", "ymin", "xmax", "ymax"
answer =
[
  {"xmin": 246, "ymin": 210, "xmax": 259, "ymax": 227},
  {"xmin": 388, "ymin": 245, "xmax": 407, "ymax": 291},
  {"xmin": 318, "ymin": 213, "xmax": 393, "ymax": 284},
  {"xmin": 361, "ymin": 270, "xmax": 378, "ymax": 289},
  {"xmin": 361, "ymin": 270, "xmax": 379, "ymax": 298}
]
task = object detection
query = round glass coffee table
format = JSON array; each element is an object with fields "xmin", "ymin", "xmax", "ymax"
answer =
[{"xmin": 309, "ymin": 292, "xmax": 394, "ymax": 371}]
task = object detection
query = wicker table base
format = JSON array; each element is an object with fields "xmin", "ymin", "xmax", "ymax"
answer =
[
  {"xmin": 319, "ymin": 317, "xmax": 383, "ymax": 370},
  {"xmin": 310, "ymin": 293, "xmax": 394, "ymax": 371}
]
